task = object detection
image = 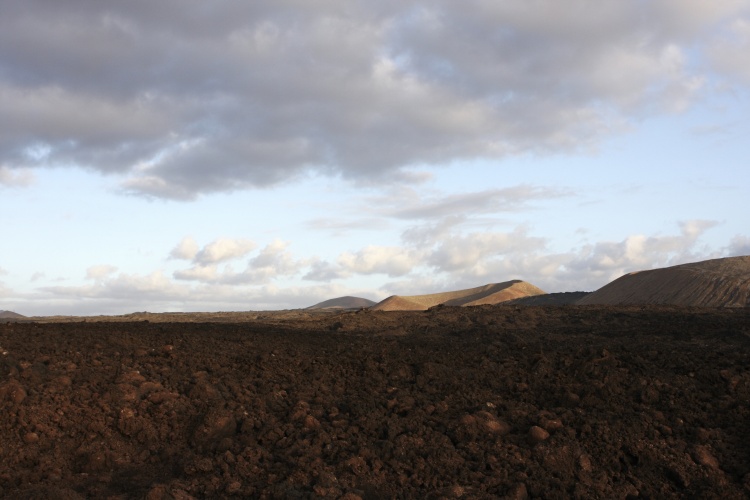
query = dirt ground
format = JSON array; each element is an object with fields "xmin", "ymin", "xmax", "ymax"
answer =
[{"xmin": 1, "ymin": 305, "xmax": 749, "ymax": 499}]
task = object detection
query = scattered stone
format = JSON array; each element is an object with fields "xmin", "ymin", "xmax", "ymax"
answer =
[
  {"xmin": 693, "ymin": 445, "xmax": 720, "ymax": 469},
  {"xmin": 23, "ymin": 432, "xmax": 39, "ymax": 444},
  {"xmin": 117, "ymin": 370, "xmax": 146, "ymax": 386},
  {"xmin": 529, "ymin": 426, "xmax": 550, "ymax": 442},
  {"xmin": 225, "ymin": 481, "xmax": 242, "ymax": 495},
  {"xmin": 506, "ymin": 482, "xmax": 528, "ymax": 500},
  {"xmin": 540, "ymin": 417, "xmax": 563, "ymax": 432},
  {"xmin": 578, "ymin": 454, "xmax": 593, "ymax": 473},
  {"xmin": 303, "ymin": 415, "xmax": 321, "ymax": 430}
]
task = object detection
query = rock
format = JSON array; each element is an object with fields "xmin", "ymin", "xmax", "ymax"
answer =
[
  {"xmin": 506, "ymin": 483, "xmax": 528, "ymax": 500},
  {"xmin": 578, "ymin": 454, "xmax": 593, "ymax": 473},
  {"xmin": 692, "ymin": 445, "xmax": 720, "ymax": 469},
  {"xmin": 529, "ymin": 426, "xmax": 550, "ymax": 442},
  {"xmin": 23, "ymin": 432, "xmax": 39, "ymax": 444},
  {"xmin": 540, "ymin": 417, "xmax": 563, "ymax": 432},
  {"xmin": 225, "ymin": 481, "xmax": 242, "ymax": 495},
  {"xmin": 303, "ymin": 415, "xmax": 321, "ymax": 430},
  {"xmin": 193, "ymin": 409, "xmax": 237, "ymax": 450},
  {"xmin": 117, "ymin": 370, "xmax": 146, "ymax": 386}
]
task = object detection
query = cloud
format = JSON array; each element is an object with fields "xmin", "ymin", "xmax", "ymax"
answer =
[
  {"xmin": 174, "ymin": 239, "xmax": 306, "ymax": 285},
  {"xmin": 31, "ymin": 270, "xmax": 382, "ymax": 315},
  {"xmin": 302, "ymin": 259, "xmax": 352, "ymax": 282},
  {"xmin": 427, "ymin": 228, "xmax": 548, "ymax": 274},
  {"xmin": 382, "ymin": 219, "xmax": 725, "ymax": 293},
  {"xmin": 5, "ymin": 219, "xmax": 743, "ymax": 314},
  {"xmin": 726, "ymin": 235, "xmax": 750, "ymax": 256},
  {"xmin": 337, "ymin": 245, "xmax": 423, "ymax": 277},
  {"xmin": 85, "ymin": 265, "xmax": 118, "ymax": 281},
  {"xmin": 173, "ymin": 264, "xmax": 218, "ymax": 283},
  {"xmin": 1, "ymin": 1, "xmax": 746, "ymax": 198},
  {"xmin": 708, "ymin": 16, "xmax": 750, "ymax": 85},
  {"xmin": 193, "ymin": 238, "xmax": 256, "ymax": 265},
  {"xmin": 169, "ymin": 237, "xmax": 200, "ymax": 260},
  {"xmin": 381, "ymin": 185, "xmax": 570, "ymax": 220},
  {"xmin": 0, "ymin": 166, "xmax": 34, "ymax": 187},
  {"xmin": 305, "ymin": 217, "xmax": 390, "ymax": 236}
]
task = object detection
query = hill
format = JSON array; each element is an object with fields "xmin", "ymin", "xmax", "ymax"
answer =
[
  {"xmin": 502, "ymin": 291, "xmax": 590, "ymax": 306},
  {"xmin": 371, "ymin": 280, "xmax": 546, "ymax": 311},
  {"xmin": 0, "ymin": 310, "xmax": 25, "ymax": 319},
  {"xmin": 306, "ymin": 296, "xmax": 376, "ymax": 310},
  {"xmin": 578, "ymin": 256, "xmax": 750, "ymax": 307}
]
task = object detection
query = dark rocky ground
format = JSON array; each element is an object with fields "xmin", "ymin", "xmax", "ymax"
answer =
[{"xmin": 1, "ymin": 305, "xmax": 749, "ymax": 499}]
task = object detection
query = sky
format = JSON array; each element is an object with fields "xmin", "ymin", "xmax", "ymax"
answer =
[{"xmin": 1, "ymin": 0, "xmax": 749, "ymax": 316}]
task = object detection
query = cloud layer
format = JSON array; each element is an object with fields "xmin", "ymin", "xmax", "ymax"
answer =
[
  {"xmin": 4, "ymin": 216, "xmax": 744, "ymax": 316},
  {"xmin": 2, "ymin": 1, "xmax": 748, "ymax": 198}
]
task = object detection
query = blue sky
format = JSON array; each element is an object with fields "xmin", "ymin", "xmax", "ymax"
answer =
[{"xmin": 1, "ymin": 1, "xmax": 749, "ymax": 315}]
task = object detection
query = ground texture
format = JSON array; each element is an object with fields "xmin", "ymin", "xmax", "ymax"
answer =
[{"xmin": 1, "ymin": 305, "xmax": 749, "ymax": 499}]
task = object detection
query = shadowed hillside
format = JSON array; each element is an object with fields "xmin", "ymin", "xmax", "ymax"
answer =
[
  {"xmin": 306, "ymin": 296, "xmax": 376, "ymax": 310},
  {"xmin": 578, "ymin": 256, "xmax": 750, "ymax": 307}
]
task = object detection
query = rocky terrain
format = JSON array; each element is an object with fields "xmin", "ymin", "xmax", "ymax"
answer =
[{"xmin": 1, "ymin": 304, "xmax": 749, "ymax": 498}]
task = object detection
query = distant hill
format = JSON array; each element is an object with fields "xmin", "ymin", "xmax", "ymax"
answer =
[
  {"xmin": 371, "ymin": 280, "xmax": 546, "ymax": 311},
  {"xmin": 0, "ymin": 310, "xmax": 26, "ymax": 319},
  {"xmin": 306, "ymin": 296, "xmax": 377, "ymax": 310},
  {"xmin": 578, "ymin": 256, "xmax": 750, "ymax": 307}
]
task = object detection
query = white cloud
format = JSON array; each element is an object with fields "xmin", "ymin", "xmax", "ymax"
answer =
[
  {"xmin": 30, "ymin": 270, "xmax": 382, "ymax": 315},
  {"xmin": 169, "ymin": 236, "xmax": 200, "ymax": 260},
  {"xmin": 193, "ymin": 238, "xmax": 256, "ymax": 265},
  {"xmin": 338, "ymin": 245, "xmax": 423, "ymax": 278},
  {"xmin": 242, "ymin": 239, "xmax": 303, "ymax": 281},
  {"xmin": 174, "ymin": 239, "xmax": 306, "ymax": 285},
  {"xmin": 173, "ymin": 264, "xmax": 217, "ymax": 283},
  {"xmin": 427, "ymin": 228, "xmax": 548, "ymax": 274},
  {"xmin": 383, "ymin": 219, "xmax": 725, "ymax": 293},
  {"xmin": 85, "ymin": 265, "xmax": 118, "ymax": 281},
  {"xmin": 4, "ymin": 218, "xmax": 743, "ymax": 314}
]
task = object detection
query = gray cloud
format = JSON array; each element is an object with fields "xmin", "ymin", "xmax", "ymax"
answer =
[
  {"xmin": 302, "ymin": 259, "xmax": 352, "ymax": 282},
  {"xmin": 381, "ymin": 185, "xmax": 570, "ymax": 220},
  {"xmin": 2, "ymin": 1, "xmax": 747, "ymax": 198},
  {"xmin": 305, "ymin": 217, "xmax": 390, "ymax": 236}
]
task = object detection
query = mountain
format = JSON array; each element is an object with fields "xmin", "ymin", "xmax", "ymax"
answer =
[
  {"xmin": 371, "ymin": 280, "xmax": 546, "ymax": 311},
  {"xmin": 578, "ymin": 256, "xmax": 750, "ymax": 307},
  {"xmin": 0, "ymin": 310, "xmax": 26, "ymax": 319},
  {"xmin": 306, "ymin": 296, "xmax": 377, "ymax": 310}
]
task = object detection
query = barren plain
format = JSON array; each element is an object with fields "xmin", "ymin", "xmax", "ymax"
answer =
[{"xmin": 1, "ymin": 304, "xmax": 749, "ymax": 498}]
